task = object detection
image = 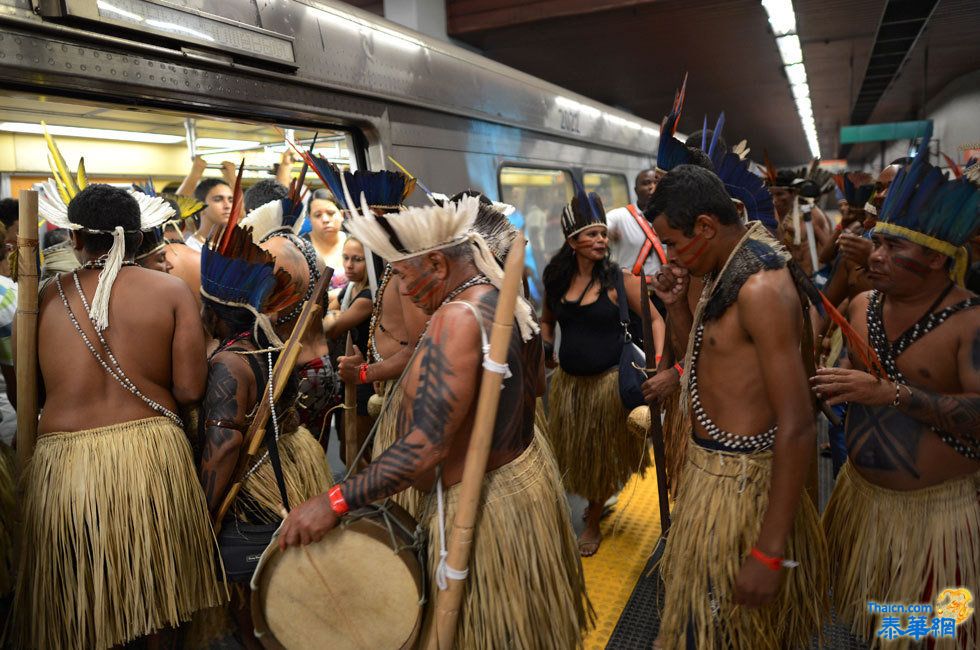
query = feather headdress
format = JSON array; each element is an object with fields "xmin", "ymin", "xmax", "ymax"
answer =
[
  {"xmin": 300, "ymin": 154, "xmax": 414, "ymax": 212},
  {"xmin": 711, "ymin": 148, "xmax": 777, "ymax": 231},
  {"xmin": 655, "ymin": 74, "xmax": 692, "ymax": 174},
  {"xmin": 344, "ymin": 193, "xmax": 538, "ymax": 341},
  {"xmin": 446, "ymin": 190, "xmax": 520, "ymax": 262},
  {"xmin": 560, "ymin": 179, "xmax": 606, "ymax": 239},
  {"xmin": 36, "ymin": 127, "xmax": 175, "ymax": 330},
  {"xmin": 833, "ymin": 172, "xmax": 875, "ymax": 209},
  {"xmin": 240, "ymin": 164, "xmax": 309, "ymax": 244},
  {"xmin": 874, "ymin": 123, "xmax": 980, "ymax": 285}
]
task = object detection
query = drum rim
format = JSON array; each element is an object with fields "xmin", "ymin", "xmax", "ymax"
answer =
[{"xmin": 251, "ymin": 500, "xmax": 425, "ymax": 650}]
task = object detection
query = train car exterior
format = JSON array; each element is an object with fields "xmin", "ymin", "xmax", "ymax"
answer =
[{"xmin": 0, "ymin": 0, "xmax": 660, "ymax": 287}]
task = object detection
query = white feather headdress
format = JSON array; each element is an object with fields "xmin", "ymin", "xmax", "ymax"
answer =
[
  {"xmin": 343, "ymin": 192, "xmax": 538, "ymax": 341},
  {"xmin": 240, "ymin": 198, "xmax": 305, "ymax": 244}
]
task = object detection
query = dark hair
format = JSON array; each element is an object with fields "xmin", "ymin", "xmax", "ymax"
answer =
[
  {"xmin": 194, "ymin": 178, "xmax": 231, "ymax": 204},
  {"xmin": 449, "ymin": 189, "xmax": 493, "ymax": 205},
  {"xmin": 42, "ymin": 227, "xmax": 71, "ymax": 249},
  {"xmin": 686, "ymin": 147, "xmax": 716, "ymax": 173},
  {"xmin": 634, "ymin": 169, "xmax": 656, "ymax": 185},
  {"xmin": 67, "ymin": 184, "xmax": 143, "ymax": 255},
  {"xmin": 202, "ymin": 299, "xmax": 274, "ymax": 349},
  {"xmin": 0, "ymin": 198, "xmax": 18, "ymax": 228},
  {"xmin": 244, "ymin": 179, "xmax": 288, "ymax": 213},
  {"xmin": 542, "ymin": 242, "xmax": 618, "ymax": 313},
  {"xmin": 684, "ymin": 130, "xmax": 728, "ymax": 157},
  {"xmin": 311, "ymin": 189, "xmax": 336, "ymax": 202},
  {"xmin": 644, "ymin": 165, "xmax": 739, "ymax": 236}
]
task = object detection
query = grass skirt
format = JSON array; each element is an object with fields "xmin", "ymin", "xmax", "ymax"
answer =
[
  {"xmin": 13, "ymin": 417, "xmax": 226, "ymax": 649},
  {"xmin": 0, "ymin": 444, "xmax": 14, "ymax": 597},
  {"xmin": 423, "ymin": 436, "xmax": 594, "ymax": 649},
  {"xmin": 237, "ymin": 425, "xmax": 332, "ymax": 524},
  {"xmin": 547, "ymin": 367, "xmax": 647, "ymax": 501},
  {"xmin": 823, "ymin": 463, "xmax": 980, "ymax": 649},
  {"xmin": 370, "ymin": 379, "xmax": 425, "ymax": 519},
  {"xmin": 657, "ymin": 441, "xmax": 828, "ymax": 649}
]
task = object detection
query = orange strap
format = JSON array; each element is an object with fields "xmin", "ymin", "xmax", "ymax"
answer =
[{"xmin": 626, "ymin": 204, "xmax": 667, "ymax": 274}]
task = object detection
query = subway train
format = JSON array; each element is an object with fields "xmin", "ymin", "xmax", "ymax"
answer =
[{"xmin": 0, "ymin": 0, "xmax": 660, "ymax": 298}]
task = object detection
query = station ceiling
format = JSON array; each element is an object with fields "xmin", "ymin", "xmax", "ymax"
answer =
[{"xmin": 350, "ymin": 0, "xmax": 980, "ymax": 168}]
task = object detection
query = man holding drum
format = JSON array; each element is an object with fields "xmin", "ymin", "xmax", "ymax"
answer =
[{"xmin": 280, "ymin": 195, "xmax": 593, "ymax": 650}]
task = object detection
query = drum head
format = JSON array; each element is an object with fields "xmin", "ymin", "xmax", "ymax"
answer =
[{"xmin": 252, "ymin": 515, "xmax": 423, "ymax": 650}]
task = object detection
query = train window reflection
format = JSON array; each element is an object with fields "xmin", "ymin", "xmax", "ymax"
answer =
[
  {"xmin": 584, "ymin": 172, "xmax": 629, "ymax": 211},
  {"xmin": 498, "ymin": 166, "xmax": 573, "ymax": 305},
  {"xmin": 0, "ymin": 93, "xmax": 359, "ymax": 201}
]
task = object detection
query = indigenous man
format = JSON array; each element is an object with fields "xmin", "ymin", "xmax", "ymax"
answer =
[
  {"xmin": 135, "ymin": 224, "xmax": 174, "ymax": 274},
  {"xmin": 198, "ymin": 218, "xmax": 331, "ymax": 646},
  {"xmin": 769, "ymin": 168, "xmax": 833, "ymax": 277},
  {"xmin": 813, "ymin": 152, "xmax": 980, "ymax": 649},
  {"xmin": 648, "ymin": 165, "xmax": 827, "ymax": 649},
  {"xmin": 16, "ymin": 180, "xmax": 223, "ymax": 649},
  {"xmin": 279, "ymin": 196, "xmax": 592, "ymax": 650}
]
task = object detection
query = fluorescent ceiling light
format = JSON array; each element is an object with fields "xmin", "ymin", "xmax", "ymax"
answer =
[
  {"xmin": 195, "ymin": 137, "xmax": 262, "ymax": 149},
  {"xmin": 776, "ymin": 34, "xmax": 803, "ymax": 66},
  {"xmin": 761, "ymin": 0, "xmax": 797, "ymax": 36},
  {"xmin": 785, "ymin": 63, "xmax": 807, "ymax": 86},
  {"xmin": 97, "ymin": 0, "xmax": 143, "ymax": 22},
  {"xmin": 791, "ymin": 83, "xmax": 809, "ymax": 100},
  {"xmin": 0, "ymin": 121, "xmax": 184, "ymax": 144}
]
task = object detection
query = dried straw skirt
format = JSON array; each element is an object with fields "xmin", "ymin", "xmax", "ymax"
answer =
[
  {"xmin": 657, "ymin": 441, "xmax": 829, "ymax": 650},
  {"xmin": 423, "ymin": 436, "xmax": 594, "ymax": 650},
  {"xmin": 0, "ymin": 443, "xmax": 15, "ymax": 597},
  {"xmin": 14, "ymin": 417, "xmax": 226, "ymax": 650},
  {"xmin": 823, "ymin": 462, "xmax": 980, "ymax": 650},
  {"xmin": 370, "ymin": 379, "xmax": 424, "ymax": 519},
  {"xmin": 237, "ymin": 425, "xmax": 332, "ymax": 524},
  {"xmin": 547, "ymin": 367, "xmax": 648, "ymax": 501}
]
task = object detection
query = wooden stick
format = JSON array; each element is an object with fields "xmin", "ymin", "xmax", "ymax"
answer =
[
  {"xmin": 639, "ymin": 273, "xmax": 671, "ymax": 538},
  {"xmin": 15, "ymin": 190, "xmax": 39, "ymax": 470},
  {"xmin": 343, "ymin": 332, "xmax": 358, "ymax": 469},
  {"xmin": 426, "ymin": 236, "xmax": 526, "ymax": 650},
  {"xmin": 212, "ymin": 269, "xmax": 332, "ymax": 529}
]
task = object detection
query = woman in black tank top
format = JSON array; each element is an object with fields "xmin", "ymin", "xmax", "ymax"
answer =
[{"xmin": 541, "ymin": 188, "xmax": 665, "ymax": 556}]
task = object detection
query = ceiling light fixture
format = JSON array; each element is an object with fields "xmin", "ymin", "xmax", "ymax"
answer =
[
  {"xmin": 761, "ymin": 0, "xmax": 820, "ymax": 158},
  {"xmin": 0, "ymin": 121, "xmax": 185, "ymax": 144}
]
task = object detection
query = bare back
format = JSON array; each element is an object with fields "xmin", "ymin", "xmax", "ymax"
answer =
[
  {"xmin": 38, "ymin": 267, "xmax": 207, "ymax": 433},
  {"xmin": 164, "ymin": 242, "xmax": 202, "ymax": 306}
]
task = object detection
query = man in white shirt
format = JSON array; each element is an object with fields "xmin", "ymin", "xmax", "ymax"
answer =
[{"xmin": 606, "ymin": 169, "xmax": 664, "ymax": 276}]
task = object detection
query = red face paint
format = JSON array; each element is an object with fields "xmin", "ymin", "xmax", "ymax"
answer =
[
  {"xmin": 404, "ymin": 272, "xmax": 441, "ymax": 305},
  {"xmin": 892, "ymin": 254, "xmax": 930, "ymax": 278},
  {"xmin": 677, "ymin": 232, "xmax": 707, "ymax": 266}
]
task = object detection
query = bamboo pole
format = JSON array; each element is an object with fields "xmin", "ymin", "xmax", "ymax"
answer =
[
  {"xmin": 425, "ymin": 235, "xmax": 526, "ymax": 650},
  {"xmin": 15, "ymin": 190, "xmax": 39, "ymax": 470},
  {"xmin": 343, "ymin": 332, "xmax": 358, "ymax": 469}
]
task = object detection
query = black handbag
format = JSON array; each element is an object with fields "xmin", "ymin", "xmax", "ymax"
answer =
[
  {"xmin": 614, "ymin": 269, "xmax": 647, "ymax": 411},
  {"xmin": 216, "ymin": 375, "xmax": 293, "ymax": 584}
]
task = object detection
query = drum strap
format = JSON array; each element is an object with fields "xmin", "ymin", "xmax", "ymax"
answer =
[{"xmin": 435, "ymin": 465, "xmax": 469, "ymax": 590}]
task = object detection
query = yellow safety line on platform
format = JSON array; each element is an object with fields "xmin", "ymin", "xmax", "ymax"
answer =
[{"xmin": 582, "ymin": 451, "xmax": 663, "ymax": 649}]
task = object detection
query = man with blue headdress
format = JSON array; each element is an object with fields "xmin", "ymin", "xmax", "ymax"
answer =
[{"xmin": 812, "ymin": 142, "xmax": 980, "ymax": 649}]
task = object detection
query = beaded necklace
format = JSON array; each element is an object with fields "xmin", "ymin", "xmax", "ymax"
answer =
[
  {"xmin": 366, "ymin": 265, "xmax": 395, "ymax": 363},
  {"xmin": 866, "ymin": 288, "xmax": 980, "ymax": 460},
  {"xmin": 56, "ymin": 272, "xmax": 183, "ymax": 427},
  {"xmin": 411, "ymin": 274, "xmax": 492, "ymax": 353}
]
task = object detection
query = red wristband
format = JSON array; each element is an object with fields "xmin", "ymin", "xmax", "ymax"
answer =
[
  {"xmin": 674, "ymin": 363, "xmax": 684, "ymax": 377},
  {"xmin": 327, "ymin": 485, "xmax": 349, "ymax": 517},
  {"xmin": 655, "ymin": 354, "xmax": 663, "ymax": 364},
  {"xmin": 750, "ymin": 547, "xmax": 783, "ymax": 572},
  {"xmin": 358, "ymin": 363, "xmax": 369, "ymax": 385}
]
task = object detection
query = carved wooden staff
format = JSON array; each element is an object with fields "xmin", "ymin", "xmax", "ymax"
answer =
[
  {"xmin": 15, "ymin": 190, "xmax": 39, "ymax": 469},
  {"xmin": 640, "ymin": 273, "xmax": 672, "ymax": 543},
  {"xmin": 212, "ymin": 269, "xmax": 331, "ymax": 529},
  {"xmin": 426, "ymin": 235, "xmax": 526, "ymax": 650}
]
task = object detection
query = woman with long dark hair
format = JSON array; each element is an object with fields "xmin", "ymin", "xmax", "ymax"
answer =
[{"xmin": 542, "ymin": 188, "xmax": 665, "ymax": 556}]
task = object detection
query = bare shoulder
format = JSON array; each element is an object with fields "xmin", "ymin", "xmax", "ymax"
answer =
[
  {"xmin": 738, "ymin": 267, "xmax": 797, "ymax": 310},
  {"xmin": 208, "ymin": 349, "xmax": 253, "ymax": 380},
  {"xmin": 431, "ymin": 300, "xmax": 483, "ymax": 341}
]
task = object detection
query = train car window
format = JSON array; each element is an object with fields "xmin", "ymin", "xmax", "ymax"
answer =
[
  {"xmin": 0, "ymin": 93, "xmax": 360, "ymax": 210},
  {"xmin": 498, "ymin": 166, "xmax": 574, "ymax": 304},
  {"xmin": 584, "ymin": 172, "xmax": 630, "ymax": 211}
]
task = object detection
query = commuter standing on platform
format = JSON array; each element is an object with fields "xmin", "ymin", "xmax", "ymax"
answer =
[
  {"xmin": 16, "ymin": 180, "xmax": 224, "ymax": 649},
  {"xmin": 815, "ymin": 150, "xmax": 980, "ymax": 650},
  {"xmin": 543, "ymin": 184, "xmax": 665, "ymax": 557},
  {"xmin": 605, "ymin": 169, "xmax": 666, "ymax": 276},
  {"xmin": 649, "ymin": 165, "xmax": 827, "ymax": 650}
]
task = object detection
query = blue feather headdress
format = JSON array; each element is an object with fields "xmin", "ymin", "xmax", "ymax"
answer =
[
  {"xmin": 561, "ymin": 178, "xmax": 606, "ymax": 238},
  {"xmin": 711, "ymin": 148, "xmax": 777, "ymax": 232},
  {"xmin": 655, "ymin": 74, "xmax": 692, "ymax": 174},
  {"xmin": 833, "ymin": 172, "xmax": 875, "ymax": 209},
  {"xmin": 302, "ymin": 154, "xmax": 414, "ymax": 212},
  {"xmin": 874, "ymin": 123, "xmax": 980, "ymax": 284}
]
